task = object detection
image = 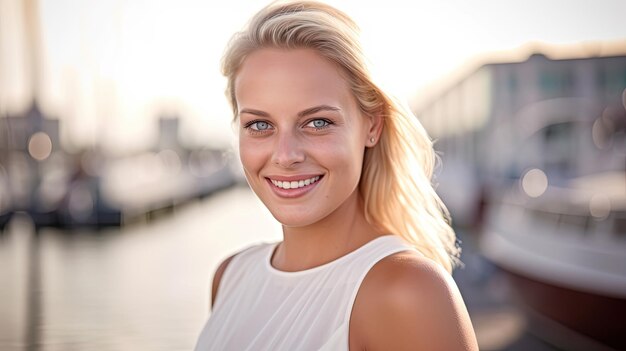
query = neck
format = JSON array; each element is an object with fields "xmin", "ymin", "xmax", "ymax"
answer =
[{"xmin": 271, "ymin": 192, "xmax": 385, "ymax": 272}]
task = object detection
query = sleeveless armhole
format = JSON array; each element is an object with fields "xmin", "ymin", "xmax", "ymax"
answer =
[
  {"xmin": 211, "ymin": 254, "xmax": 236, "ymax": 309},
  {"xmin": 342, "ymin": 246, "xmax": 422, "ymax": 348},
  {"xmin": 211, "ymin": 243, "xmax": 275, "ymax": 308}
]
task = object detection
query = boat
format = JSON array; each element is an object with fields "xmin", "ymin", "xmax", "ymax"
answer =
[{"xmin": 480, "ymin": 105, "xmax": 626, "ymax": 350}]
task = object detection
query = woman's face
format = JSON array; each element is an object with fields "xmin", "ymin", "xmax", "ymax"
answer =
[{"xmin": 234, "ymin": 48, "xmax": 377, "ymax": 228}]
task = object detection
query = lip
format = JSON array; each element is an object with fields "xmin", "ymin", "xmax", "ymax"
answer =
[
  {"xmin": 264, "ymin": 174, "xmax": 324, "ymax": 198},
  {"xmin": 266, "ymin": 174, "xmax": 322, "ymax": 182}
]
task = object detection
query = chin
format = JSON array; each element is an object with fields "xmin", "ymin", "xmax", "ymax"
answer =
[{"xmin": 268, "ymin": 208, "xmax": 324, "ymax": 228}]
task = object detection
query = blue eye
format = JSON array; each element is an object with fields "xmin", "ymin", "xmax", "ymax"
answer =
[
  {"xmin": 307, "ymin": 119, "xmax": 330, "ymax": 128},
  {"xmin": 249, "ymin": 121, "xmax": 271, "ymax": 131}
]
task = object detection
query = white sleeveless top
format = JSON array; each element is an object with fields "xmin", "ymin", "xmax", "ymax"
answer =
[{"xmin": 194, "ymin": 235, "xmax": 418, "ymax": 351}]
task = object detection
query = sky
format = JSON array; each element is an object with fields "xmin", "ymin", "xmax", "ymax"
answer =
[{"xmin": 1, "ymin": 0, "xmax": 625, "ymax": 153}]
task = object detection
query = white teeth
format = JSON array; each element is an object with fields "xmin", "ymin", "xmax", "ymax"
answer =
[{"xmin": 271, "ymin": 176, "xmax": 320, "ymax": 190}]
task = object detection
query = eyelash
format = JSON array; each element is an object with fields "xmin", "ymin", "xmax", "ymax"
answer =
[
  {"xmin": 305, "ymin": 118, "xmax": 333, "ymax": 130},
  {"xmin": 243, "ymin": 120, "xmax": 273, "ymax": 134},
  {"xmin": 242, "ymin": 118, "xmax": 333, "ymax": 135}
]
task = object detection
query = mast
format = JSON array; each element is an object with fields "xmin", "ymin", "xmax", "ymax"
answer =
[{"xmin": 24, "ymin": 0, "xmax": 43, "ymax": 104}]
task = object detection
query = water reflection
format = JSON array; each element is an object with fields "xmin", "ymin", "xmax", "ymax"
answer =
[{"xmin": 0, "ymin": 187, "xmax": 281, "ymax": 351}]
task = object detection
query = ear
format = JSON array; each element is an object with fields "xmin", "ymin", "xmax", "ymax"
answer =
[{"xmin": 365, "ymin": 112, "xmax": 384, "ymax": 147}]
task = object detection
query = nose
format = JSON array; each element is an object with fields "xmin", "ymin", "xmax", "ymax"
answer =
[{"xmin": 271, "ymin": 130, "xmax": 305, "ymax": 168}]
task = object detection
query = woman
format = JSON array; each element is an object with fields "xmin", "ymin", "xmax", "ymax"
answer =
[{"xmin": 195, "ymin": 1, "xmax": 478, "ymax": 350}]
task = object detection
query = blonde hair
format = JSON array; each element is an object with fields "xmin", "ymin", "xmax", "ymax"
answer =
[{"xmin": 222, "ymin": 0, "xmax": 460, "ymax": 272}]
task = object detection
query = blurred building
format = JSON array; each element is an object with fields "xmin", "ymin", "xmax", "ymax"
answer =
[
  {"xmin": 416, "ymin": 52, "xmax": 626, "ymax": 226},
  {"xmin": 414, "ymin": 50, "xmax": 626, "ymax": 350},
  {"xmin": 0, "ymin": 108, "xmax": 236, "ymax": 229},
  {"xmin": 99, "ymin": 115, "xmax": 236, "ymax": 223},
  {"xmin": 0, "ymin": 102, "xmax": 125, "ymax": 228},
  {"xmin": 0, "ymin": 102, "xmax": 60, "ymax": 214},
  {"xmin": 2, "ymin": 103, "xmax": 60, "ymax": 154}
]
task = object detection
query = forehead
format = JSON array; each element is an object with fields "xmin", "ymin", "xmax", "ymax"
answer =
[{"xmin": 234, "ymin": 48, "xmax": 356, "ymax": 113}]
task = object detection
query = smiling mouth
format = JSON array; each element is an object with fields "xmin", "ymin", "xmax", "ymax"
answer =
[{"xmin": 269, "ymin": 175, "xmax": 321, "ymax": 190}]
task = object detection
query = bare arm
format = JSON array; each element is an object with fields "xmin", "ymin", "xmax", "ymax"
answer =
[{"xmin": 351, "ymin": 252, "xmax": 479, "ymax": 351}]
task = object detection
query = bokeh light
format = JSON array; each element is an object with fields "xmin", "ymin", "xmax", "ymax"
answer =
[
  {"xmin": 27, "ymin": 131, "xmax": 52, "ymax": 161},
  {"xmin": 521, "ymin": 168, "xmax": 548, "ymax": 198},
  {"xmin": 592, "ymin": 116, "xmax": 615, "ymax": 149},
  {"xmin": 589, "ymin": 193, "xmax": 611, "ymax": 219}
]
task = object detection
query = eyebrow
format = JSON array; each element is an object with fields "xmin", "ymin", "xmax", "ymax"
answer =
[
  {"xmin": 297, "ymin": 105, "xmax": 341, "ymax": 118},
  {"xmin": 239, "ymin": 105, "xmax": 341, "ymax": 118}
]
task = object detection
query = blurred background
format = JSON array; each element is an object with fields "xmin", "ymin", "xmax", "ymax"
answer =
[{"xmin": 1, "ymin": 0, "xmax": 625, "ymax": 350}]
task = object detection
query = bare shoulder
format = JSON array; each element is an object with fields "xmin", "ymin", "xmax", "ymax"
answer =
[
  {"xmin": 210, "ymin": 253, "xmax": 237, "ymax": 309},
  {"xmin": 350, "ymin": 251, "xmax": 479, "ymax": 351}
]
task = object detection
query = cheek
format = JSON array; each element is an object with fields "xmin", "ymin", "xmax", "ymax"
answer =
[
  {"xmin": 315, "ymin": 136, "xmax": 364, "ymax": 175},
  {"xmin": 239, "ymin": 139, "xmax": 267, "ymax": 173}
]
